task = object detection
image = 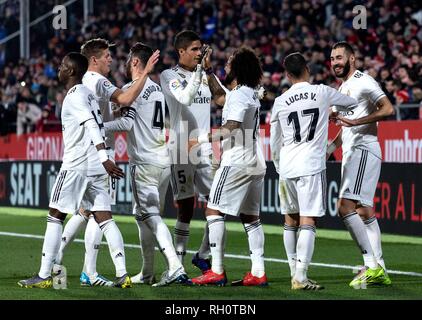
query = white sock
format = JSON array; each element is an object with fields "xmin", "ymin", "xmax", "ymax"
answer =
[
  {"xmin": 342, "ymin": 212, "xmax": 378, "ymax": 269},
  {"xmin": 39, "ymin": 215, "xmax": 63, "ymax": 279},
  {"xmin": 283, "ymin": 224, "xmax": 298, "ymax": 277},
  {"xmin": 56, "ymin": 212, "xmax": 87, "ymax": 265},
  {"xmin": 135, "ymin": 216, "xmax": 155, "ymax": 277},
  {"xmin": 99, "ymin": 219, "xmax": 127, "ymax": 277},
  {"xmin": 142, "ymin": 214, "xmax": 181, "ymax": 273},
  {"xmin": 294, "ymin": 225, "xmax": 316, "ymax": 283},
  {"xmin": 207, "ymin": 215, "xmax": 225, "ymax": 275},
  {"xmin": 243, "ymin": 219, "xmax": 265, "ymax": 277},
  {"xmin": 365, "ymin": 216, "xmax": 386, "ymax": 270},
  {"xmin": 197, "ymin": 221, "xmax": 210, "ymax": 259},
  {"xmin": 174, "ymin": 221, "xmax": 189, "ymax": 263},
  {"xmin": 83, "ymin": 216, "xmax": 102, "ymax": 277}
]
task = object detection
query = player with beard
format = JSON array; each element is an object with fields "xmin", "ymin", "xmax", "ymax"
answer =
[{"xmin": 329, "ymin": 41, "xmax": 394, "ymax": 288}]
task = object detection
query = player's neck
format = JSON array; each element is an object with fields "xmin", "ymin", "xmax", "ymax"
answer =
[
  {"xmin": 178, "ymin": 62, "xmax": 195, "ymax": 72},
  {"xmin": 342, "ymin": 68, "xmax": 356, "ymax": 82},
  {"xmin": 65, "ymin": 78, "xmax": 80, "ymax": 91},
  {"xmin": 291, "ymin": 78, "xmax": 308, "ymax": 85},
  {"xmin": 87, "ymin": 66, "xmax": 105, "ymax": 77}
]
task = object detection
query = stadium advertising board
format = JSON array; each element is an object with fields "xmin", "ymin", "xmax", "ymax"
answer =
[
  {"xmin": 0, "ymin": 161, "xmax": 420, "ymax": 236},
  {"xmin": 1, "ymin": 120, "xmax": 422, "ymax": 163}
]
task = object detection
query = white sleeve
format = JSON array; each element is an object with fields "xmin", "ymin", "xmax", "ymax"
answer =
[
  {"xmin": 161, "ymin": 66, "xmax": 203, "ymax": 106},
  {"xmin": 325, "ymin": 85, "xmax": 358, "ymax": 111},
  {"xmin": 363, "ymin": 76, "xmax": 386, "ymax": 104},
  {"xmin": 270, "ymin": 101, "xmax": 283, "ymax": 173},
  {"xmin": 104, "ymin": 107, "xmax": 135, "ymax": 132},
  {"xmin": 95, "ymin": 77, "xmax": 118, "ymax": 101},
  {"xmin": 84, "ymin": 118, "xmax": 105, "ymax": 147},
  {"xmin": 70, "ymin": 91, "xmax": 95, "ymax": 125},
  {"xmin": 226, "ymin": 91, "xmax": 247, "ymax": 122}
]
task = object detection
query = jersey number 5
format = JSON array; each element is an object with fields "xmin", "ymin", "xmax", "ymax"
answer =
[{"xmin": 287, "ymin": 108, "xmax": 319, "ymax": 143}]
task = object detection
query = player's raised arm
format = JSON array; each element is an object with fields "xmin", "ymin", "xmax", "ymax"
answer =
[
  {"xmin": 162, "ymin": 65, "xmax": 203, "ymax": 106},
  {"xmin": 110, "ymin": 50, "xmax": 160, "ymax": 106},
  {"xmin": 201, "ymin": 45, "xmax": 227, "ymax": 106}
]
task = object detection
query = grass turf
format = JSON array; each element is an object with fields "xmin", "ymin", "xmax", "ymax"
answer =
[{"xmin": 1, "ymin": 207, "xmax": 422, "ymax": 300}]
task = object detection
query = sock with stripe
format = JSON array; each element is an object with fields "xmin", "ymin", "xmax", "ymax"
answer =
[
  {"xmin": 283, "ymin": 224, "xmax": 299, "ymax": 277},
  {"xmin": 99, "ymin": 219, "xmax": 127, "ymax": 277},
  {"xmin": 142, "ymin": 215, "xmax": 182, "ymax": 273},
  {"xmin": 135, "ymin": 217, "xmax": 155, "ymax": 278},
  {"xmin": 197, "ymin": 221, "xmax": 210, "ymax": 259},
  {"xmin": 207, "ymin": 215, "xmax": 225, "ymax": 275},
  {"xmin": 83, "ymin": 216, "xmax": 102, "ymax": 277},
  {"xmin": 342, "ymin": 212, "xmax": 378, "ymax": 269},
  {"xmin": 243, "ymin": 219, "xmax": 265, "ymax": 278},
  {"xmin": 39, "ymin": 214, "xmax": 64, "ymax": 279},
  {"xmin": 364, "ymin": 216, "xmax": 386, "ymax": 270},
  {"xmin": 174, "ymin": 221, "xmax": 189, "ymax": 263},
  {"xmin": 294, "ymin": 225, "xmax": 316, "ymax": 283},
  {"xmin": 55, "ymin": 212, "xmax": 88, "ymax": 265}
]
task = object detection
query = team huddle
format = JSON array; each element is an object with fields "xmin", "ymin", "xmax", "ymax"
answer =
[{"xmin": 18, "ymin": 31, "xmax": 395, "ymax": 291}]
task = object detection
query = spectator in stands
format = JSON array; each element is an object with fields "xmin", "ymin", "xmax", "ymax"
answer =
[
  {"xmin": 16, "ymin": 97, "xmax": 42, "ymax": 135},
  {"xmin": 35, "ymin": 104, "xmax": 61, "ymax": 133}
]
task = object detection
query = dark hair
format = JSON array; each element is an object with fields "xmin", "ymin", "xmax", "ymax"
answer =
[
  {"xmin": 80, "ymin": 38, "xmax": 113, "ymax": 59},
  {"xmin": 332, "ymin": 41, "xmax": 355, "ymax": 56},
  {"xmin": 129, "ymin": 42, "xmax": 153, "ymax": 67},
  {"xmin": 174, "ymin": 30, "xmax": 201, "ymax": 51},
  {"xmin": 283, "ymin": 52, "xmax": 307, "ymax": 79},
  {"xmin": 228, "ymin": 46, "xmax": 263, "ymax": 88},
  {"xmin": 66, "ymin": 52, "xmax": 88, "ymax": 79}
]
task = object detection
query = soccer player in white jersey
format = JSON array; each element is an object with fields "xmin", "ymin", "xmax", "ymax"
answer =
[
  {"xmin": 53, "ymin": 39, "xmax": 160, "ymax": 286},
  {"xmin": 189, "ymin": 47, "xmax": 267, "ymax": 287},
  {"xmin": 160, "ymin": 30, "xmax": 226, "ymax": 271},
  {"xmin": 328, "ymin": 42, "xmax": 394, "ymax": 287},
  {"xmin": 103, "ymin": 42, "xmax": 190, "ymax": 287},
  {"xmin": 18, "ymin": 53, "xmax": 127, "ymax": 288},
  {"xmin": 270, "ymin": 52, "xmax": 358, "ymax": 290}
]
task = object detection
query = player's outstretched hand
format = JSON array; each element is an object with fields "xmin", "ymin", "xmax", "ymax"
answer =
[
  {"xmin": 201, "ymin": 45, "xmax": 212, "ymax": 70},
  {"xmin": 336, "ymin": 116, "xmax": 357, "ymax": 127},
  {"xmin": 102, "ymin": 160, "xmax": 125, "ymax": 179},
  {"xmin": 144, "ymin": 50, "xmax": 160, "ymax": 74}
]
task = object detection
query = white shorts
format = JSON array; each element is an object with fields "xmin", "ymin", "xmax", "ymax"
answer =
[
  {"xmin": 340, "ymin": 148, "xmax": 381, "ymax": 207},
  {"xmin": 49, "ymin": 170, "xmax": 111, "ymax": 214},
  {"xmin": 170, "ymin": 155, "xmax": 214, "ymax": 201},
  {"xmin": 207, "ymin": 166, "xmax": 265, "ymax": 217},
  {"xmin": 278, "ymin": 170, "xmax": 327, "ymax": 217},
  {"xmin": 130, "ymin": 164, "xmax": 170, "ymax": 215}
]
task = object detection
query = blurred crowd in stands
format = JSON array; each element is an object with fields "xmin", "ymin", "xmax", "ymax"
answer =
[{"xmin": 1, "ymin": 0, "xmax": 421, "ymax": 136}]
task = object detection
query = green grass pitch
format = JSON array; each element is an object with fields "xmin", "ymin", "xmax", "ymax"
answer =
[{"xmin": 1, "ymin": 207, "xmax": 422, "ymax": 300}]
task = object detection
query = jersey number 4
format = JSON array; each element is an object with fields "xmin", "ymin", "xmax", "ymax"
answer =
[
  {"xmin": 287, "ymin": 108, "xmax": 319, "ymax": 143},
  {"xmin": 152, "ymin": 101, "xmax": 164, "ymax": 129}
]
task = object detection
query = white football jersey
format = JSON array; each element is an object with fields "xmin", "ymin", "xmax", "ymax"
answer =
[
  {"xmin": 220, "ymin": 85, "xmax": 266, "ymax": 172},
  {"xmin": 60, "ymin": 84, "xmax": 105, "ymax": 175},
  {"xmin": 82, "ymin": 71, "xmax": 118, "ymax": 154},
  {"xmin": 271, "ymin": 82, "xmax": 357, "ymax": 178},
  {"xmin": 160, "ymin": 65, "xmax": 212, "ymax": 159},
  {"xmin": 122, "ymin": 77, "xmax": 170, "ymax": 167},
  {"xmin": 337, "ymin": 70, "xmax": 386, "ymax": 156}
]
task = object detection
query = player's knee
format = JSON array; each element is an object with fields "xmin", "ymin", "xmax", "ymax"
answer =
[
  {"xmin": 177, "ymin": 197, "xmax": 195, "ymax": 222},
  {"xmin": 239, "ymin": 213, "xmax": 259, "ymax": 224},
  {"xmin": 92, "ymin": 211, "xmax": 112, "ymax": 223},
  {"xmin": 48, "ymin": 208, "xmax": 67, "ymax": 221},
  {"xmin": 337, "ymin": 198, "xmax": 357, "ymax": 217},
  {"xmin": 285, "ymin": 213, "xmax": 300, "ymax": 227}
]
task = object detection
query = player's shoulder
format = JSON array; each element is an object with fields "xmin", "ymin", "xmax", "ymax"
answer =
[
  {"xmin": 352, "ymin": 70, "xmax": 375, "ymax": 83},
  {"xmin": 160, "ymin": 67, "xmax": 180, "ymax": 80}
]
